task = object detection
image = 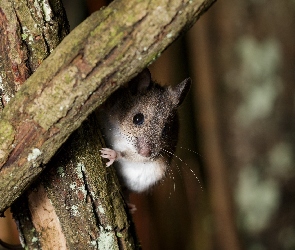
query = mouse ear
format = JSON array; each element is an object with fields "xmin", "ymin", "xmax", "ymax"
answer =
[
  {"xmin": 128, "ymin": 68, "xmax": 153, "ymax": 94},
  {"xmin": 169, "ymin": 78, "xmax": 191, "ymax": 107}
]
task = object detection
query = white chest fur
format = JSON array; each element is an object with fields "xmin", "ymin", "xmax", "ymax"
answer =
[
  {"xmin": 99, "ymin": 116, "xmax": 167, "ymax": 192},
  {"xmin": 115, "ymin": 158, "xmax": 166, "ymax": 192}
]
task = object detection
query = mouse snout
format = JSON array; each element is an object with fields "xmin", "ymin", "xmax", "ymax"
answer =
[
  {"xmin": 137, "ymin": 137, "xmax": 152, "ymax": 157},
  {"xmin": 139, "ymin": 147, "xmax": 152, "ymax": 157}
]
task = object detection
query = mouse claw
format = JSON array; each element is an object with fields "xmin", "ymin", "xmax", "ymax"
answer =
[
  {"xmin": 106, "ymin": 159, "xmax": 115, "ymax": 167},
  {"xmin": 100, "ymin": 148, "xmax": 117, "ymax": 167},
  {"xmin": 127, "ymin": 203, "xmax": 137, "ymax": 214}
]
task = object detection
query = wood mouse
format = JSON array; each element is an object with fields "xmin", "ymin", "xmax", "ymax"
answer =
[{"xmin": 97, "ymin": 68, "xmax": 191, "ymax": 209}]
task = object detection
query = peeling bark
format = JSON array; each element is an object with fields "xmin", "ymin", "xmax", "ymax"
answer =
[{"xmin": 0, "ymin": 0, "xmax": 216, "ymax": 214}]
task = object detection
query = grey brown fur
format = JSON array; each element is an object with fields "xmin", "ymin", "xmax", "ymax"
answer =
[{"xmin": 97, "ymin": 69, "xmax": 191, "ymax": 194}]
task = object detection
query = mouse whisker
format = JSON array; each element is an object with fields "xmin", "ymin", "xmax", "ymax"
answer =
[
  {"xmin": 179, "ymin": 146, "xmax": 204, "ymax": 159},
  {"xmin": 162, "ymin": 149, "xmax": 203, "ymax": 191},
  {"xmin": 158, "ymin": 152, "xmax": 176, "ymax": 199}
]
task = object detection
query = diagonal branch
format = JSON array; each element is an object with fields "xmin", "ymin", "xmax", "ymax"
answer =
[{"xmin": 0, "ymin": 0, "xmax": 215, "ymax": 213}]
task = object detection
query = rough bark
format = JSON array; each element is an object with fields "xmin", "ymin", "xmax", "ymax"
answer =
[
  {"xmin": 12, "ymin": 114, "xmax": 137, "ymax": 249},
  {"xmin": 0, "ymin": 0, "xmax": 216, "ymax": 214},
  {"xmin": 0, "ymin": 0, "xmax": 69, "ymax": 106}
]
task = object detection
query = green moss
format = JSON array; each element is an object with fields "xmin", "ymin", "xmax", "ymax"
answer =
[
  {"xmin": 26, "ymin": 66, "xmax": 81, "ymax": 130},
  {"xmin": 31, "ymin": 237, "xmax": 38, "ymax": 243},
  {"xmin": 0, "ymin": 120, "xmax": 15, "ymax": 164},
  {"xmin": 57, "ymin": 166, "xmax": 65, "ymax": 177},
  {"xmin": 21, "ymin": 33, "xmax": 29, "ymax": 40},
  {"xmin": 116, "ymin": 232, "xmax": 123, "ymax": 238}
]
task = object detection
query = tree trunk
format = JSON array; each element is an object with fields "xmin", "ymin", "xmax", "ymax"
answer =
[{"xmin": 12, "ymin": 114, "xmax": 138, "ymax": 249}]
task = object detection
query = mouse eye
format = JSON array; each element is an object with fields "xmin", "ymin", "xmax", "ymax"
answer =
[{"xmin": 133, "ymin": 113, "xmax": 144, "ymax": 125}]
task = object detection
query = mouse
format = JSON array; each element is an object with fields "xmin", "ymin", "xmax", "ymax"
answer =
[{"xmin": 97, "ymin": 68, "xmax": 191, "ymax": 211}]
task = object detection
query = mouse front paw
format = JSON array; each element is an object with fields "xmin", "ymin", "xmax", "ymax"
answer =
[{"xmin": 100, "ymin": 148, "xmax": 117, "ymax": 167}]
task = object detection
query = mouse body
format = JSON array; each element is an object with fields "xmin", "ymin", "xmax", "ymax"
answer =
[{"xmin": 97, "ymin": 69, "xmax": 191, "ymax": 193}]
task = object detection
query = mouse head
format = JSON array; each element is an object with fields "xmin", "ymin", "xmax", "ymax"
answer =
[
  {"xmin": 115, "ymin": 68, "xmax": 191, "ymax": 161},
  {"xmin": 128, "ymin": 68, "xmax": 191, "ymax": 108}
]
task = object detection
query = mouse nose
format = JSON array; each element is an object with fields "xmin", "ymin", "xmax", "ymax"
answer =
[
  {"xmin": 137, "ymin": 137, "xmax": 152, "ymax": 157},
  {"xmin": 139, "ymin": 147, "xmax": 151, "ymax": 157}
]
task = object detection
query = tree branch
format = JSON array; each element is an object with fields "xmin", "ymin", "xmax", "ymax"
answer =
[{"xmin": 0, "ymin": 0, "xmax": 215, "ymax": 213}]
